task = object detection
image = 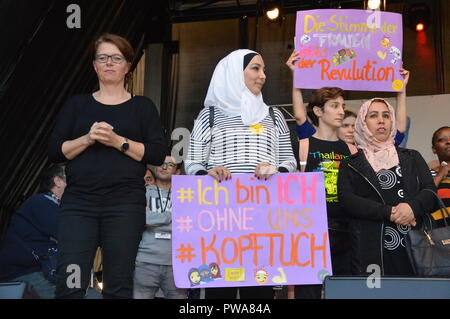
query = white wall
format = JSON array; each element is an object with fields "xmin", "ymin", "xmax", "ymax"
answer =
[{"xmin": 345, "ymin": 94, "xmax": 450, "ymax": 164}]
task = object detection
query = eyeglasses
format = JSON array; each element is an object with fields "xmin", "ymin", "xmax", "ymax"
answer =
[
  {"xmin": 162, "ymin": 162, "xmax": 176, "ymax": 168},
  {"xmin": 95, "ymin": 54, "xmax": 126, "ymax": 64}
]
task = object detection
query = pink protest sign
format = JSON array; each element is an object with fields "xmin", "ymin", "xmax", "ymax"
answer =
[
  {"xmin": 171, "ymin": 173, "xmax": 332, "ymax": 288},
  {"xmin": 295, "ymin": 9, "xmax": 403, "ymax": 92}
]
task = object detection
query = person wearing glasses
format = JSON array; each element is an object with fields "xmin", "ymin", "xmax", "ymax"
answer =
[
  {"xmin": 48, "ymin": 33, "xmax": 167, "ymax": 299},
  {"xmin": 133, "ymin": 155, "xmax": 186, "ymax": 299}
]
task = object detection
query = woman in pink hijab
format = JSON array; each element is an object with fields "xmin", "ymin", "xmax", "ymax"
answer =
[{"xmin": 338, "ymin": 97, "xmax": 436, "ymax": 276}]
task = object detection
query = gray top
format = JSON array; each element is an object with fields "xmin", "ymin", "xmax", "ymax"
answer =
[{"xmin": 136, "ymin": 184, "xmax": 173, "ymax": 266}]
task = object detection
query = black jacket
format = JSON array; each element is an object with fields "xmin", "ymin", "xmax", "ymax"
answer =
[{"xmin": 338, "ymin": 147, "xmax": 437, "ymax": 275}]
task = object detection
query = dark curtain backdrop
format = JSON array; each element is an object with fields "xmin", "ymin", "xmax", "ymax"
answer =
[{"xmin": 0, "ymin": 0, "xmax": 163, "ymax": 239}]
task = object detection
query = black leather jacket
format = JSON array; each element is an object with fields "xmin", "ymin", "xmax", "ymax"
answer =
[{"xmin": 338, "ymin": 147, "xmax": 437, "ymax": 275}]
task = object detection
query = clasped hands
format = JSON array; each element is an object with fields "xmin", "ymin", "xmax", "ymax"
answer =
[
  {"xmin": 86, "ymin": 121, "xmax": 122, "ymax": 149},
  {"xmin": 390, "ymin": 202, "xmax": 416, "ymax": 226},
  {"xmin": 208, "ymin": 163, "xmax": 277, "ymax": 183}
]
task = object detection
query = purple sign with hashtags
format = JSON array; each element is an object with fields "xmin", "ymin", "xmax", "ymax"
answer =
[{"xmin": 171, "ymin": 173, "xmax": 332, "ymax": 288}]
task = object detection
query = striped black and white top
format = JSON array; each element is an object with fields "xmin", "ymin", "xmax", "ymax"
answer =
[{"xmin": 185, "ymin": 107, "xmax": 297, "ymax": 175}]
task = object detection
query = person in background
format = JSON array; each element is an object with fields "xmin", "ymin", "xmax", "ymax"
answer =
[
  {"xmin": 286, "ymin": 51, "xmax": 409, "ymax": 146},
  {"xmin": 430, "ymin": 126, "xmax": 450, "ymax": 224},
  {"xmin": 48, "ymin": 33, "xmax": 167, "ymax": 299},
  {"xmin": 185, "ymin": 49, "xmax": 296, "ymax": 299},
  {"xmin": 0, "ymin": 164, "xmax": 66, "ymax": 299},
  {"xmin": 338, "ymin": 110, "xmax": 357, "ymax": 144},
  {"xmin": 134, "ymin": 155, "xmax": 186, "ymax": 299},
  {"xmin": 338, "ymin": 98, "xmax": 436, "ymax": 277},
  {"xmin": 144, "ymin": 166, "xmax": 156, "ymax": 186}
]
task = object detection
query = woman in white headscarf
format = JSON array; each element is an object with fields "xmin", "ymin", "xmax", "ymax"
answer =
[
  {"xmin": 185, "ymin": 49, "xmax": 296, "ymax": 299},
  {"xmin": 185, "ymin": 49, "xmax": 296, "ymax": 181}
]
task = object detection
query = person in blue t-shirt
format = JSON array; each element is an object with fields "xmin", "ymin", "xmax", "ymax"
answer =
[
  {"xmin": 0, "ymin": 164, "xmax": 66, "ymax": 299},
  {"xmin": 286, "ymin": 51, "xmax": 409, "ymax": 146}
]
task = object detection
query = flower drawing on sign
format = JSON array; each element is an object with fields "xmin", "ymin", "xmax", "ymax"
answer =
[
  {"xmin": 380, "ymin": 35, "xmax": 391, "ymax": 49},
  {"xmin": 332, "ymin": 48, "xmax": 356, "ymax": 66}
]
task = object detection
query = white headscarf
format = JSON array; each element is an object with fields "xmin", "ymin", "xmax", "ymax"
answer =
[{"xmin": 204, "ymin": 49, "xmax": 269, "ymax": 126}]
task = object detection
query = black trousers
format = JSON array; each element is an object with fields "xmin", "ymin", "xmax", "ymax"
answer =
[
  {"xmin": 55, "ymin": 203, "xmax": 145, "ymax": 299},
  {"xmin": 205, "ymin": 286, "xmax": 274, "ymax": 299}
]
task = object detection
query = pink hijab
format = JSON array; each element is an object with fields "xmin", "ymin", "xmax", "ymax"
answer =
[{"xmin": 354, "ymin": 98, "xmax": 399, "ymax": 172}]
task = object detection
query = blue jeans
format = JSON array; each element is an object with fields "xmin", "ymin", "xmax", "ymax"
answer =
[
  {"xmin": 13, "ymin": 272, "xmax": 55, "ymax": 299},
  {"xmin": 133, "ymin": 261, "xmax": 186, "ymax": 299}
]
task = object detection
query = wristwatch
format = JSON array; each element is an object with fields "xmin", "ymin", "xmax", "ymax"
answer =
[{"xmin": 120, "ymin": 138, "xmax": 129, "ymax": 153}]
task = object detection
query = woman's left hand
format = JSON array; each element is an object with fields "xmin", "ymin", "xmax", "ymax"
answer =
[
  {"xmin": 91, "ymin": 121, "xmax": 122, "ymax": 148},
  {"xmin": 390, "ymin": 202, "xmax": 416, "ymax": 226},
  {"xmin": 254, "ymin": 163, "xmax": 277, "ymax": 180}
]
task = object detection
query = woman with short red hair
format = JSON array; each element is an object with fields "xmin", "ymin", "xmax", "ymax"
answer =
[{"xmin": 48, "ymin": 34, "xmax": 167, "ymax": 298}]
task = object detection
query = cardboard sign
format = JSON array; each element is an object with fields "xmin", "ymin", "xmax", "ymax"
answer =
[
  {"xmin": 171, "ymin": 173, "xmax": 332, "ymax": 288},
  {"xmin": 295, "ymin": 9, "xmax": 403, "ymax": 92}
]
